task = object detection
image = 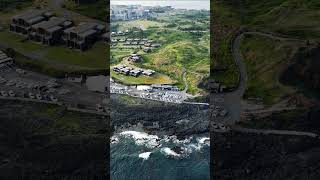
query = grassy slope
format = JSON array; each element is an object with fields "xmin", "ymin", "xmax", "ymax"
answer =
[
  {"xmin": 64, "ymin": 0, "xmax": 107, "ymax": 21},
  {"xmin": 115, "ymin": 20, "xmax": 166, "ymax": 31},
  {"xmin": 142, "ymin": 41, "xmax": 210, "ymax": 94},
  {"xmin": 213, "ymin": 0, "xmax": 320, "ymax": 89},
  {"xmin": 112, "ymin": 12, "xmax": 210, "ymax": 94},
  {"xmin": 0, "ymin": 31, "xmax": 106, "ymax": 70},
  {"xmin": 212, "ymin": 1, "xmax": 241, "ymax": 88},
  {"xmin": 111, "ymin": 70, "xmax": 174, "ymax": 85},
  {"xmin": 240, "ymin": 35, "xmax": 300, "ymax": 105}
]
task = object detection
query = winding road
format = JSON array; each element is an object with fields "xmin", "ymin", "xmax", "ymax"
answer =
[
  {"xmin": 211, "ymin": 31, "xmax": 320, "ymax": 138},
  {"xmin": 215, "ymin": 31, "xmax": 305, "ymax": 125}
]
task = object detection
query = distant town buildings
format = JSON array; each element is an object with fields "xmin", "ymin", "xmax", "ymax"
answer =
[
  {"xmin": 111, "ymin": 5, "xmax": 152, "ymax": 21},
  {"xmin": 10, "ymin": 10, "xmax": 106, "ymax": 51}
]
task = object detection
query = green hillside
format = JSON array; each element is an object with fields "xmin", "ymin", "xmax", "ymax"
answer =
[
  {"xmin": 141, "ymin": 41, "xmax": 210, "ymax": 94},
  {"xmin": 213, "ymin": 0, "xmax": 320, "ymax": 89}
]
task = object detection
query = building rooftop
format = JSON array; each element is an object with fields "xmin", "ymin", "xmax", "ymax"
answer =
[
  {"xmin": 26, "ymin": 16, "xmax": 45, "ymax": 24},
  {"xmin": 70, "ymin": 22, "xmax": 98, "ymax": 34},
  {"xmin": 47, "ymin": 26, "xmax": 63, "ymax": 33},
  {"xmin": 79, "ymin": 29, "xmax": 97, "ymax": 38},
  {"xmin": 32, "ymin": 17, "xmax": 66, "ymax": 30},
  {"xmin": 13, "ymin": 10, "xmax": 45, "ymax": 20}
]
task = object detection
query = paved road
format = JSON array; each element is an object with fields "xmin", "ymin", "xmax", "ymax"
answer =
[
  {"xmin": 214, "ymin": 31, "xmax": 304, "ymax": 125},
  {"xmin": 232, "ymin": 126, "xmax": 319, "ymax": 138}
]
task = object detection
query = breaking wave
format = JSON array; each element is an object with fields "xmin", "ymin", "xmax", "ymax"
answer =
[{"xmin": 111, "ymin": 130, "xmax": 210, "ymax": 159}]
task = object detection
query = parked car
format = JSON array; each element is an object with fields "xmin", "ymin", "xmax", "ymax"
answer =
[
  {"xmin": 28, "ymin": 92, "xmax": 35, "ymax": 99},
  {"xmin": 96, "ymin": 104, "xmax": 104, "ymax": 112},
  {"xmin": 36, "ymin": 93, "xmax": 42, "ymax": 100},
  {"xmin": 0, "ymin": 90, "xmax": 8, "ymax": 97},
  {"xmin": 8, "ymin": 90, "xmax": 15, "ymax": 97},
  {"xmin": 50, "ymin": 95, "xmax": 58, "ymax": 102}
]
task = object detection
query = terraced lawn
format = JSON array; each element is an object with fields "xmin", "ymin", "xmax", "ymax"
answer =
[{"xmin": 111, "ymin": 70, "xmax": 175, "ymax": 85}]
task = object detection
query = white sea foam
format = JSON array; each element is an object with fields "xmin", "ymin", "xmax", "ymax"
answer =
[
  {"xmin": 114, "ymin": 130, "xmax": 209, "ymax": 159},
  {"xmin": 198, "ymin": 137, "xmax": 210, "ymax": 146},
  {"xmin": 119, "ymin": 131, "xmax": 160, "ymax": 149},
  {"xmin": 160, "ymin": 135, "xmax": 193, "ymax": 144},
  {"xmin": 161, "ymin": 147, "xmax": 181, "ymax": 158},
  {"xmin": 139, "ymin": 152, "xmax": 152, "ymax": 160},
  {"xmin": 110, "ymin": 136, "xmax": 119, "ymax": 144}
]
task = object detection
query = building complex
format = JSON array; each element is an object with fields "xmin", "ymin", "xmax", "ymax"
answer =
[{"xmin": 10, "ymin": 10, "xmax": 106, "ymax": 51}]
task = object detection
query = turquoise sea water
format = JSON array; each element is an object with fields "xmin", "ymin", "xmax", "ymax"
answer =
[{"xmin": 111, "ymin": 131, "xmax": 210, "ymax": 180}]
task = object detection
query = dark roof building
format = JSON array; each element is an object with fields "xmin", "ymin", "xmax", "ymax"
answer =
[
  {"xmin": 29, "ymin": 17, "xmax": 73, "ymax": 45},
  {"xmin": 10, "ymin": 10, "xmax": 53, "ymax": 35},
  {"xmin": 62, "ymin": 22, "xmax": 106, "ymax": 50}
]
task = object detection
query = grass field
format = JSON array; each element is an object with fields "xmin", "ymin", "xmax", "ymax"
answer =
[
  {"xmin": 45, "ymin": 42, "xmax": 107, "ymax": 69},
  {"xmin": 111, "ymin": 70, "xmax": 174, "ymax": 85},
  {"xmin": 0, "ymin": 30, "xmax": 107, "ymax": 70},
  {"xmin": 240, "ymin": 34, "xmax": 301, "ymax": 105},
  {"xmin": 64, "ymin": 0, "xmax": 107, "ymax": 21},
  {"xmin": 115, "ymin": 20, "xmax": 167, "ymax": 31},
  {"xmin": 212, "ymin": 0, "xmax": 320, "ymax": 89},
  {"xmin": 141, "ymin": 41, "xmax": 210, "ymax": 94},
  {"xmin": 111, "ymin": 9, "xmax": 210, "ymax": 94}
]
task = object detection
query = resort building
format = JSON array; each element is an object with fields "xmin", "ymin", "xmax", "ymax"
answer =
[
  {"xmin": 10, "ymin": 10, "xmax": 54, "ymax": 35},
  {"xmin": 62, "ymin": 22, "xmax": 106, "ymax": 50},
  {"xmin": 113, "ymin": 64, "xmax": 155, "ymax": 77},
  {"xmin": 128, "ymin": 54, "xmax": 142, "ymax": 62},
  {"xmin": 29, "ymin": 17, "xmax": 73, "ymax": 45}
]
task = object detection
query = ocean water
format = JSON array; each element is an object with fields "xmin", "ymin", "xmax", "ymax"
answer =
[{"xmin": 111, "ymin": 131, "xmax": 210, "ymax": 180}]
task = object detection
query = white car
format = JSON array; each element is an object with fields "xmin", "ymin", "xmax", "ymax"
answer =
[
  {"xmin": 0, "ymin": 90, "xmax": 8, "ymax": 97},
  {"xmin": 36, "ymin": 93, "xmax": 42, "ymax": 100},
  {"xmin": 28, "ymin": 92, "xmax": 35, "ymax": 99},
  {"xmin": 8, "ymin": 90, "xmax": 15, "ymax": 97},
  {"xmin": 96, "ymin": 104, "xmax": 104, "ymax": 112},
  {"xmin": 50, "ymin": 95, "xmax": 58, "ymax": 102},
  {"xmin": 16, "ymin": 68, "xmax": 26, "ymax": 74}
]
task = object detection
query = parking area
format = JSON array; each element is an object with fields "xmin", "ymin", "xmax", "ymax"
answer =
[
  {"xmin": 0, "ymin": 65, "xmax": 107, "ymax": 112},
  {"xmin": 110, "ymin": 80, "xmax": 187, "ymax": 103}
]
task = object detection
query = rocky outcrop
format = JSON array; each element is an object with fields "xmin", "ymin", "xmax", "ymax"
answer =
[
  {"xmin": 211, "ymin": 131, "xmax": 320, "ymax": 180},
  {"xmin": 281, "ymin": 46, "xmax": 320, "ymax": 92}
]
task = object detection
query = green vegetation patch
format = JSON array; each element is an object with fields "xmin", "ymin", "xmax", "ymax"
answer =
[
  {"xmin": 115, "ymin": 20, "xmax": 166, "ymax": 31},
  {"xmin": 0, "ymin": 31, "xmax": 107, "ymax": 71},
  {"xmin": 240, "ymin": 34, "xmax": 300, "ymax": 105},
  {"xmin": 64, "ymin": 0, "xmax": 107, "ymax": 21},
  {"xmin": 142, "ymin": 41, "xmax": 209, "ymax": 94},
  {"xmin": 45, "ymin": 41, "xmax": 107, "ymax": 69}
]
